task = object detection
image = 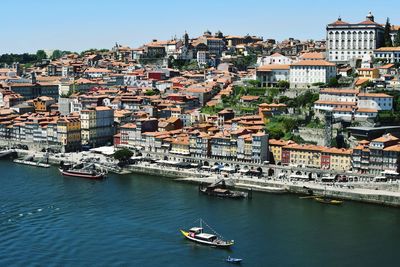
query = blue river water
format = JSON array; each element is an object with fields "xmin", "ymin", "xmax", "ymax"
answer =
[{"xmin": 0, "ymin": 160, "xmax": 399, "ymax": 267}]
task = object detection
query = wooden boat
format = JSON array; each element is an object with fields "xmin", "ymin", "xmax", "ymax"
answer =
[
  {"xmin": 199, "ymin": 180, "xmax": 249, "ymax": 199},
  {"xmin": 314, "ymin": 197, "xmax": 343, "ymax": 205},
  {"xmin": 180, "ymin": 219, "xmax": 234, "ymax": 248},
  {"xmin": 59, "ymin": 168, "xmax": 106, "ymax": 179},
  {"xmin": 59, "ymin": 162, "xmax": 107, "ymax": 180},
  {"xmin": 313, "ymin": 185, "xmax": 343, "ymax": 205}
]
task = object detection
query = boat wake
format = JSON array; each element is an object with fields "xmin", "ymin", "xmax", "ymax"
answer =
[{"xmin": 0, "ymin": 204, "xmax": 61, "ymax": 225}]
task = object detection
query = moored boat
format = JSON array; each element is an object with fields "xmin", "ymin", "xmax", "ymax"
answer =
[
  {"xmin": 199, "ymin": 180, "xmax": 249, "ymax": 199},
  {"xmin": 314, "ymin": 197, "xmax": 343, "ymax": 205},
  {"xmin": 59, "ymin": 162, "xmax": 107, "ymax": 180},
  {"xmin": 313, "ymin": 186, "xmax": 343, "ymax": 205},
  {"xmin": 180, "ymin": 219, "xmax": 234, "ymax": 248}
]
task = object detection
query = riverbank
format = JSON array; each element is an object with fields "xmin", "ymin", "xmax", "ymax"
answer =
[
  {"xmin": 6, "ymin": 149, "xmax": 400, "ymax": 207},
  {"xmin": 125, "ymin": 163, "xmax": 400, "ymax": 207}
]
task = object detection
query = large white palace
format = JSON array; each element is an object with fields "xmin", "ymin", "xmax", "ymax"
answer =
[{"xmin": 326, "ymin": 12, "xmax": 384, "ymax": 63}]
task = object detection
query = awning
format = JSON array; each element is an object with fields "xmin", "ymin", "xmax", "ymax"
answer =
[
  {"xmin": 89, "ymin": 146, "xmax": 115, "ymax": 155},
  {"xmin": 382, "ymin": 170, "xmax": 399, "ymax": 175},
  {"xmin": 221, "ymin": 167, "xmax": 235, "ymax": 172}
]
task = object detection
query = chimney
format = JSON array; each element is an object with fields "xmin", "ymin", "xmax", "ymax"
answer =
[{"xmin": 31, "ymin": 72, "xmax": 37, "ymax": 84}]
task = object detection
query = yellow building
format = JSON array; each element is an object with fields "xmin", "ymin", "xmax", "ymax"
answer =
[
  {"xmin": 57, "ymin": 117, "xmax": 81, "ymax": 152},
  {"xmin": 80, "ymin": 109, "xmax": 97, "ymax": 145},
  {"xmin": 357, "ymin": 68, "xmax": 379, "ymax": 80},
  {"xmin": 321, "ymin": 147, "xmax": 352, "ymax": 171},
  {"xmin": 282, "ymin": 143, "xmax": 324, "ymax": 168},
  {"xmin": 269, "ymin": 139, "xmax": 294, "ymax": 164},
  {"xmin": 170, "ymin": 135, "xmax": 190, "ymax": 155}
]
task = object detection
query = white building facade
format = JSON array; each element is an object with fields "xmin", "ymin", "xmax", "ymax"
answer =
[
  {"xmin": 256, "ymin": 65, "xmax": 290, "ymax": 87},
  {"xmin": 357, "ymin": 93, "xmax": 393, "ymax": 111},
  {"xmin": 289, "ymin": 60, "xmax": 337, "ymax": 88},
  {"xmin": 374, "ymin": 47, "xmax": 400, "ymax": 63},
  {"xmin": 257, "ymin": 53, "xmax": 293, "ymax": 66},
  {"xmin": 326, "ymin": 12, "xmax": 384, "ymax": 63}
]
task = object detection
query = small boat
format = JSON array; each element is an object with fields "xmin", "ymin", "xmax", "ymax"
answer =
[
  {"xmin": 180, "ymin": 219, "xmax": 234, "ymax": 248},
  {"xmin": 314, "ymin": 186, "xmax": 343, "ymax": 205},
  {"xmin": 314, "ymin": 197, "xmax": 343, "ymax": 205},
  {"xmin": 59, "ymin": 162, "xmax": 107, "ymax": 180},
  {"xmin": 226, "ymin": 256, "xmax": 243, "ymax": 264},
  {"xmin": 199, "ymin": 180, "xmax": 248, "ymax": 199}
]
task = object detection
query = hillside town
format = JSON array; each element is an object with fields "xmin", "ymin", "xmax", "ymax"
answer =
[{"xmin": 1, "ymin": 12, "xmax": 400, "ymax": 179}]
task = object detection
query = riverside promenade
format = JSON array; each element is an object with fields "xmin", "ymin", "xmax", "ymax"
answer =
[{"xmin": 8, "ymin": 148, "xmax": 400, "ymax": 207}]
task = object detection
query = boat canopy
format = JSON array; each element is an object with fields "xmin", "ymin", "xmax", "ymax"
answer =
[
  {"xmin": 189, "ymin": 227, "xmax": 203, "ymax": 232},
  {"xmin": 213, "ymin": 188, "xmax": 229, "ymax": 193},
  {"xmin": 196, "ymin": 233, "xmax": 216, "ymax": 240}
]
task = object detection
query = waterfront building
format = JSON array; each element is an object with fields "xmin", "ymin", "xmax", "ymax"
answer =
[
  {"xmin": 210, "ymin": 131, "xmax": 237, "ymax": 160},
  {"xmin": 268, "ymin": 139, "xmax": 293, "ymax": 164},
  {"xmin": 57, "ymin": 116, "xmax": 81, "ymax": 152},
  {"xmin": 282, "ymin": 143, "xmax": 324, "ymax": 168},
  {"xmin": 289, "ymin": 60, "xmax": 336, "ymax": 88},
  {"xmin": 80, "ymin": 106, "xmax": 114, "ymax": 147},
  {"xmin": 326, "ymin": 12, "xmax": 384, "ymax": 63},
  {"xmin": 170, "ymin": 135, "xmax": 190, "ymax": 156},
  {"xmin": 321, "ymin": 147, "xmax": 352, "ymax": 171},
  {"xmin": 351, "ymin": 140, "xmax": 371, "ymax": 174},
  {"xmin": 189, "ymin": 131, "xmax": 211, "ymax": 159},
  {"xmin": 369, "ymin": 134, "xmax": 399, "ymax": 175},
  {"xmin": 351, "ymin": 136, "xmax": 400, "ymax": 176},
  {"xmin": 250, "ymin": 132, "xmax": 269, "ymax": 163},
  {"xmin": 80, "ymin": 108, "xmax": 97, "ymax": 146}
]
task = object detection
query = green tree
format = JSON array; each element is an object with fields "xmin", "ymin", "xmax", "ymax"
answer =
[
  {"xmin": 51, "ymin": 50, "xmax": 63, "ymax": 59},
  {"xmin": 266, "ymin": 124, "xmax": 285, "ymax": 139},
  {"xmin": 113, "ymin": 148, "xmax": 133, "ymax": 162},
  {"xmin": 246, "ymin": 79, "xmax": 261, "ymax": 87},
  {"xmin": 384, "ymin": 18, "xmax": 393, "ymax": 47},
  {"xmin": 282, "ymin": 118, "xmax": 297, "ymax": 132},
  {"xmin": 277, "ymin": 80, "xmax": 290, "ymax": 89},
  {"xmin": 36, "ymin": 50, "xmax": 47, "ymax": 61},
  {"xmin": 145, "ymin": 89, "xmax": 157, "ymax": 96},
  {"xmin": 327, "ymin": 77, "xmax": 339, "ymax": 87},
  {"xmin": 394, "ymin": 29, "xmax": 400, "ymax": 46}
]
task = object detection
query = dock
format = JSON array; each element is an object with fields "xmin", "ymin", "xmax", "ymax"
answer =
[{"xmin": 13, "ymin": 159, "xmax": 51, "ymax": 168}]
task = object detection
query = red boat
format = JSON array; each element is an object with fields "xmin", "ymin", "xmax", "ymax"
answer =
[
  {"xmin": 59, "ymin": 162, "xmax": 107, "ymax": 180},
  {"xmin": 59, "ymin": 168, "xmax": 106, "ymax": 179}
]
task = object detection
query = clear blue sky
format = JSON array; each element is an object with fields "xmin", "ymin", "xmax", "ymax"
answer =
[{"xmin": 1, "ymin": 0, "xmax": 399, "ymax": 54}]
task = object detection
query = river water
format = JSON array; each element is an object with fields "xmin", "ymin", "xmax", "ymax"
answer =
[{"xmin": 0, "ymin": 160, "xmax": 399, "ymax": 267}]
